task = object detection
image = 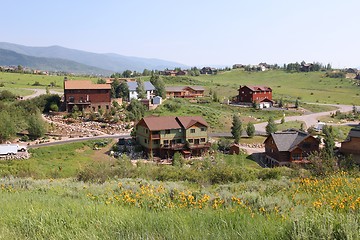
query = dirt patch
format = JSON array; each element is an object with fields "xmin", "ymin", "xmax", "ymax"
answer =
[{"xmin": 91, "ymin": 139, "xmax": 117, "ymax": 162}]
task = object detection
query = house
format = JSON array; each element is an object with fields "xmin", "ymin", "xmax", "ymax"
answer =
[
  {"xmin": 237, "ymin": 85, "xmax": 273, "ymax": 108},
  {"xmin": 164, "ymin": 70, "xmax": 177, "ymax": 76},
  {"xmin": 63, "ymin": 80, "xmax": 111, "ymax": 112},
  {"xmin": 127, "ymin": 81, "xmax": 155, "ymax": 100},
  {"xmin": 176, "ymin": 70, "xmax": 188, "ymax": 76},
  {"xmin": 200, "ymin": 67, "xmax": 217, "ymax": 75},
  {"xmin": 135, "ymin": 116, "xmax": 211, "ymax": 158},
  {"xmin": 300, "ymin": 62, "xmax": 313, "ymax": 72},
  {"xmin": 165, "ymin": 86, "xmax": 205, "ymax": 98},
  {"xmin": 340, "ymin": 127, "xmax": 360, "ymax": 164},
  {"xmin": 264, "ymin": 130, "xmax": 320, "ymax": 167}
]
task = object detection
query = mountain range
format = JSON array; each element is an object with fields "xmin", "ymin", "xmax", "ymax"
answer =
[{"xmin": 0, "ymin": 42, "xmax": 188, "ymax": 75}]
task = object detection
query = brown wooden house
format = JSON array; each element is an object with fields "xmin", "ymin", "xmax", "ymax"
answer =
[
  {"xmin": 264, "ymin": 130, "xmax": 320, "ymax": 167},
  {"xmin": 165, "ymin": 86, "xmax": 205, "ymax": 98},
  {"xmin": 136, "ymin": 116, "xmax": 210, "ymax": 158},
  {"xmin": 340, "ymin": 126, "xmax": 360, "ymax": 164},
  {"xmin": 63, "ymin": 80, "xmax": 111, "ymax": 112},
  {"xmin": 237, "ymin": 85, "xmax": 273, "ymax": 108}
]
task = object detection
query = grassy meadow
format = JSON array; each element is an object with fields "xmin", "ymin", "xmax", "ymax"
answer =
[
  {"xmin": 0, "ymin": 172, "xmax": 359, "ymax": 239},
  {"xmin": 0, "ymin": 72, "xmax": 94, "ymax": 96},
  {"xmin": 193, "ymin": 70, "xmax": 360, "ymax": 105}
]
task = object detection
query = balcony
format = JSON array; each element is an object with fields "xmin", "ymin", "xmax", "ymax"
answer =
[
  {"xmin": 151, "ymin": 134, "xmax": 160, "ymax": 139},
  {"xmin": 160, "ymin": 143, "xmax": 185, "ymax": 150},
  {"xmin": 189, "ymin": 142, "xmax": 211, "ymax": 149}
]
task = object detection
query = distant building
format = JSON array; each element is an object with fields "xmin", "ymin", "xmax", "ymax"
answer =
[
  {"xmin": 200, "ymin": 67, "xmax": 217, "ymax": 75},
  {"xmin": 136, "ymin": 116, "xmax": 211, "ymax": 158},
  {"xmin": 127, "ymin": 81, "xmax": 155, "ymax": 100},
  {"xmin": 165, "ymin": 86, "xmax": 205, "ymax": 98},
  {"xmin": 264, "ymin": 130, "xmax": 320, "ymax": 167},
  {"xmin": 237, "ymin": 85, "xmax": 273, "ymax": 108},
  {"xmin": 63, "ymin": 80, "xmax": 111, "ymax": 112}
]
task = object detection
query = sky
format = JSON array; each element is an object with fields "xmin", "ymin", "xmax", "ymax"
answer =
[{"xmin": 1, "ymin": 0, "xmax": 359, "ymax": 68}]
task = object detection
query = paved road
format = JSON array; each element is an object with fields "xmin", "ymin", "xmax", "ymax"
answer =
[
  {"xmin": 27, "ymin": 134, "xmax": 131, "ymax": 149},
  {"xmin": 21, "ymin": 88, "xmax": 63, "ymax": 100},
  {"xmin": 254, "ymin": 103, "xmax": 354, "ymax": 134}
]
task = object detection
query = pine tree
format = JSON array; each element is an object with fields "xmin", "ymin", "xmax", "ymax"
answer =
[
  {"xmin": 246, "ymin": 122, "xmax": 255, "ymax": 138},
  {"xmin": 265, "ymin": 116, "xmax": 277, "ymax": 135},
  {"xmin": 231, "ymin": 114, "xmax": 242, "ymax": 144}
]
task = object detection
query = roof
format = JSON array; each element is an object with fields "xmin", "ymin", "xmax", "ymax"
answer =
[
  {"xmin": 347, "ymin": 127, "xmax": 360, "ymax": 138},
  {"xmin": 64, "ymin": 80, "xmax": 111, "ymax": 90},
  {"xmin": 267, "ymin": 130, "xmax": 310, "ymax": 151},
  {"xmin": 139, "ymin": 116, "xmax": 182, "ymax": 131},
  {"xmin": 177, "ymin": 116, "xmax": 208, "ymax": 128},
  {"xmin": 165, "ymin": 86, "xmax": 205, "ymax": 92},
  {"xmin": 127, "ymin": 81, "xmax": 155, "ymax": 91},
  {"xmin": 138, "ymin": 116, "xmax": 208, "ymax": 131},
  {"xmin": 240, "ymin": 85, "xmax": 272, "ymax": 92}
]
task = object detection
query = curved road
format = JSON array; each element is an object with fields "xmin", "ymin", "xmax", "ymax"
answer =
[
  {"xmin": 254, "ymin": 103, "xmax": 354, "ymax": 134},
  {"xmin": 21, "ymin": 88, "xmax": 63, "ymax": 100}
]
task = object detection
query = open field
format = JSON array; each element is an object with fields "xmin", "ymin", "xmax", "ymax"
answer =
[
  {"xmin": 194, "ymin": 70, "xmax": 360, "ymax": 105},
  {"xmin": 0, "ymin": 72, "xmax": 95, "ymax": 96},
  {"xmin": 0, "ymin": 173, "xmax": 359, "ymax": 239}
]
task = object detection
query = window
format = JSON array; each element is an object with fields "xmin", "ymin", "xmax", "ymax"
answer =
[
  {"xmin": 165, "ymin": 129, "xmax": 170, "ymax": 134},
  {"xmin": 163, "ymin": 140, "xmax": 169, "ymax": 145},
  {"xmin": 201, "ymin": 127, "xmax": 206, "ymax": 132},
  {"xmin": 292, "ymin": 153, "xmax": 301, "ymax": 160},
  {"xmin": 153, "ymin": 140, "xmax": 160, "ymax": 144},
  {"xmin": 190, "ymin": 129, "xmax": 195, "ymax": 133},
  {"xmin": 69, "ymin": 96, "xmax": 74, "ymax": 102},
  {"xmin": 188, "ymin": 139, "xmax": 194, "ymax": 143},
  {"xmin": 144, "ymin": 139, "xmax": 148, "ymax": 144},
  {"xmin": 200, "ymin": 138, "xmax": 206, "ymax": 142},
  {"xmin": 145, "ymin": 129, "xmax": 148, "ymax": 134}
]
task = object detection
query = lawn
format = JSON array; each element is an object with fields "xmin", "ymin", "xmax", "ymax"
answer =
[
  {"xmin": 193, "ymin": 70, "xmax": 360, "ymax": 105},
  {"xmin": 276, "ymin": 120, "xmax": 306, "ymax": 131}
]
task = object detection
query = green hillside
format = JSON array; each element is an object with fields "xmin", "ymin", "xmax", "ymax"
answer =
[{"xmin": 193, "ymin": 70, "xmax": 360, "ymax": 105}]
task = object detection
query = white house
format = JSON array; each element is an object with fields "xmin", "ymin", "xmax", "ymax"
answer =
[{"xmin": 127, "ymin": 81, "xmax": 155, "ymax": 100}]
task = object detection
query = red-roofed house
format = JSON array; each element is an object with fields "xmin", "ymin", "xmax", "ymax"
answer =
[
  {"xmin": 237, "ymin": 85, "xmax": 273, "ymax": 108},
  {"xmin": 136, "ymin": 116, "xmax": 210, "ymax": 158},
  {"xmin": 63, "ymin": 80, "xmax": 111, "ymax": 112}
]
